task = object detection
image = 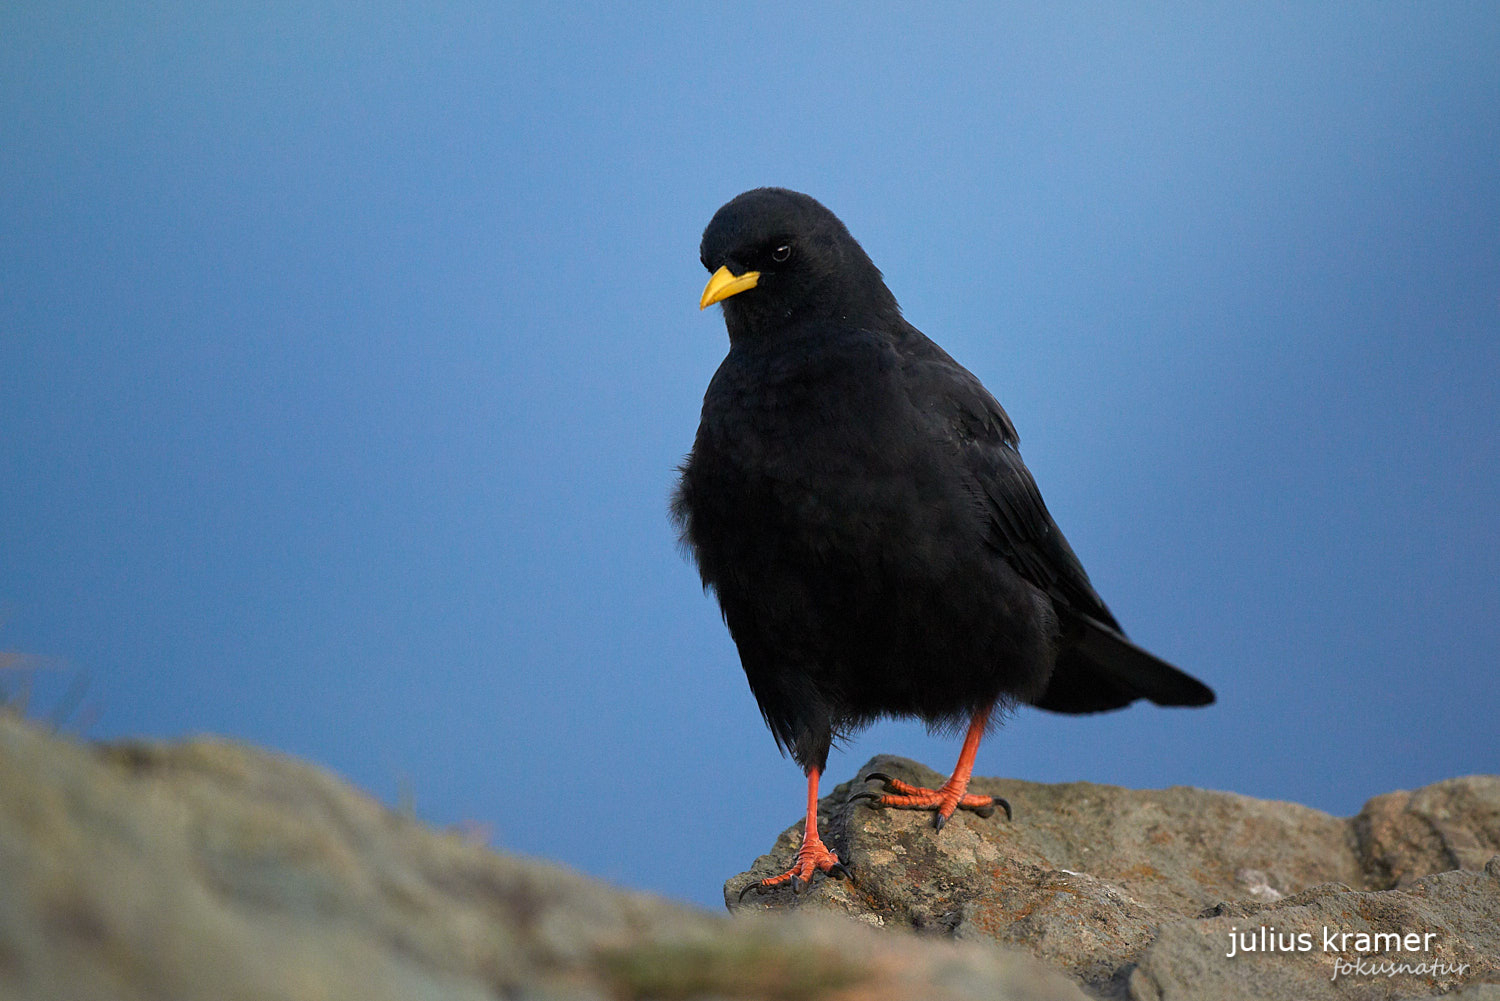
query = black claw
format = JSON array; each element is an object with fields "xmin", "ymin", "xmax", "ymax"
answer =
[
  {"xmin": 829, "ymin": 861, "xmax": 854, "ymax": 882},
  {"xmin": 933, "ymin": 811, "xmax": 949, "ymax": 832},
  {"xmin": 790, "ymin": 874, "xmax": 804, "ymax": 895},
  {"xmin": 848, "ymin": 791, "xmax": 884, "ymax": 807},
  {"xmin": 996, "ymin": 796, "xmax": 1013, "ymax": 822},
  {"xmin": 737, "ymin": 881, "xmax": 766, "ymax": 903},
  {"xmin": 861, "ymin": 771, "xmax": 894, "ymax": 785}
]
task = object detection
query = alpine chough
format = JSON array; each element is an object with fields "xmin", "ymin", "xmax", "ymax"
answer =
[{"xmin": 673, "ymin": 188, "xmax": 1214, "ymax": 895}]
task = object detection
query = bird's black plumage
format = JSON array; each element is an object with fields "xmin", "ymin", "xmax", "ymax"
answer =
[{"xmin": 673, "ymin": 188, "xmax": 1213, "ymax": 778}]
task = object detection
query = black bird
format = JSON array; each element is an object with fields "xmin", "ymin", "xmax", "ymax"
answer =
[{"xmin": 673, "ymin": 188, "xmax": 1213, "ymax": 894}]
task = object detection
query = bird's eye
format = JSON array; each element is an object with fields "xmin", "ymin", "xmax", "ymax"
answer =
[{"xmin": 771, "ymin": 244, "xmax": 792, "ymax": 263}]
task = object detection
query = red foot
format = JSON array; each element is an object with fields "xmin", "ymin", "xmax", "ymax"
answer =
[
  {"xmin": 854, "ymin": 772, "xmax": 1011, "ymax": 829},
  {"xmin": 740, "ymin": 833, "xmax": 850, "ymax": 900},
  {"xmin": 739, "ymin": 766, "xmax": 855, "ymax": 901}
]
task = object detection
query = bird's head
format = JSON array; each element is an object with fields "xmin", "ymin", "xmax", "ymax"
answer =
[{"xmin": 698, "ymin": 188, "xmax": 900, "ymax": 341}]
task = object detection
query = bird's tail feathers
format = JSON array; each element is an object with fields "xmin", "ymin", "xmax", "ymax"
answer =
[{"xmin": 1030, "ymin": 614, "xmax": 1214, "ymax": 715}]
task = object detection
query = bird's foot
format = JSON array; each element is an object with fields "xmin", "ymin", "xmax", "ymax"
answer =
[
  {"xmin": 851, "ymin": 771, "xmax": 1012, "ymax": 830},
  {"xmin": 737, "ymin": 832, "xmax": 851, "ymax": 901}
]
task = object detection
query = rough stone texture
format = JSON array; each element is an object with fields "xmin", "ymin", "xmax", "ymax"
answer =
[
  {"xmin": 728, "ymin": 755, "xmax": 1500, "ymax": 1000},
  {"xmin": 0, "ymin": 713, "xmax": 1086, "ymax": 1001},
  {"xmin": 1131, "ymin": 861, "xmax": 1500, "ymax": 1001},
  {"xmin": 5, "ymin": 710, "xmax": 1494, "ymax": 1001}
]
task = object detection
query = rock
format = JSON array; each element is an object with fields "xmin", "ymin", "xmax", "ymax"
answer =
[
  {"xmin": 1356, "ymin": 781, "xmax": 1500, "ymax": 887},
  {"xmin": 728, "ymin": 755, "xmax": 1500, "ymax": 1000},
  {"xmin": 0, "ymin": 713, "xmax": 1086, "ymax": 1001},
  {"xmin": 1132, "ymin": 860, "xmax": 1500, "ymax": 1001},
  {"xmin": 6, "ymin": 710, "xmax": 1493, "ymax": 1001}
]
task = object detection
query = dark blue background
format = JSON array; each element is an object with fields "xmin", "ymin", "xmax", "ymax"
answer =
[{"xmin": 4, "ymin": 5, "xmax": 1496, "ymax": 908}]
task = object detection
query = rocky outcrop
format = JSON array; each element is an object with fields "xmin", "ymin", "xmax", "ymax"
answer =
[
  {"xmin": 3, "ymin": 711, "xmax": 1494, "ymax": 1001},
  {"xmin": 728, "ymin": 755, "xmax": 1500, "ymax": 1000},
  {"xmin": 0, "ymin": 713, "xmax": 1087, "ymax": 1001}
]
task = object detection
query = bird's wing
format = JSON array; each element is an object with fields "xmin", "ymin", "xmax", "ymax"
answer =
[
  {"xmin": 973, "ymin": 442, "xmax": 1121, "ymax": 630},
  {"xmin": 895, "ymin": 325, "xmax": 1121, "ymax": 631},
  {"xmin": 897, "ymin": 331, "xmax": 1021, "ymax": 449}
]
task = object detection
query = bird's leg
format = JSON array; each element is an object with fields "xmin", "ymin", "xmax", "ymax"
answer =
[
  {"xmin": 738, "ymin": 766, "xmax": 850, "ymax": 899},
  {"xmin": 852, "ymin": 707, "xmax": 1012, "ymax": 830}
]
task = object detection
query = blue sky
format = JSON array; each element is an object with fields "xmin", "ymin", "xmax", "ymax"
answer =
[{"xmin": 3, "ymin": 5, "xmax": 1496, "ymax": 908}]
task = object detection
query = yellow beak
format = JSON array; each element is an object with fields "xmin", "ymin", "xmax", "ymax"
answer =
[{"xmin": 699, "ymin": 265, "xmax": 761, "ymax": 309}]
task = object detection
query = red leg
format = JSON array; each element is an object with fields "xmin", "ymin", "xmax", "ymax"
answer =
[
  {"xmin": 855, "ymin": 707, "xmax": 1011, "ymax": 830},
  {"xmin": 740, "ymin": 767, "xmax": 850, "ymax": 898}
]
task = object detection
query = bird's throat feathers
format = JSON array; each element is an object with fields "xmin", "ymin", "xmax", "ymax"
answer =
[{"xmin": 718, "ymin": 265, "xmax": 902, "ymax": 347}]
